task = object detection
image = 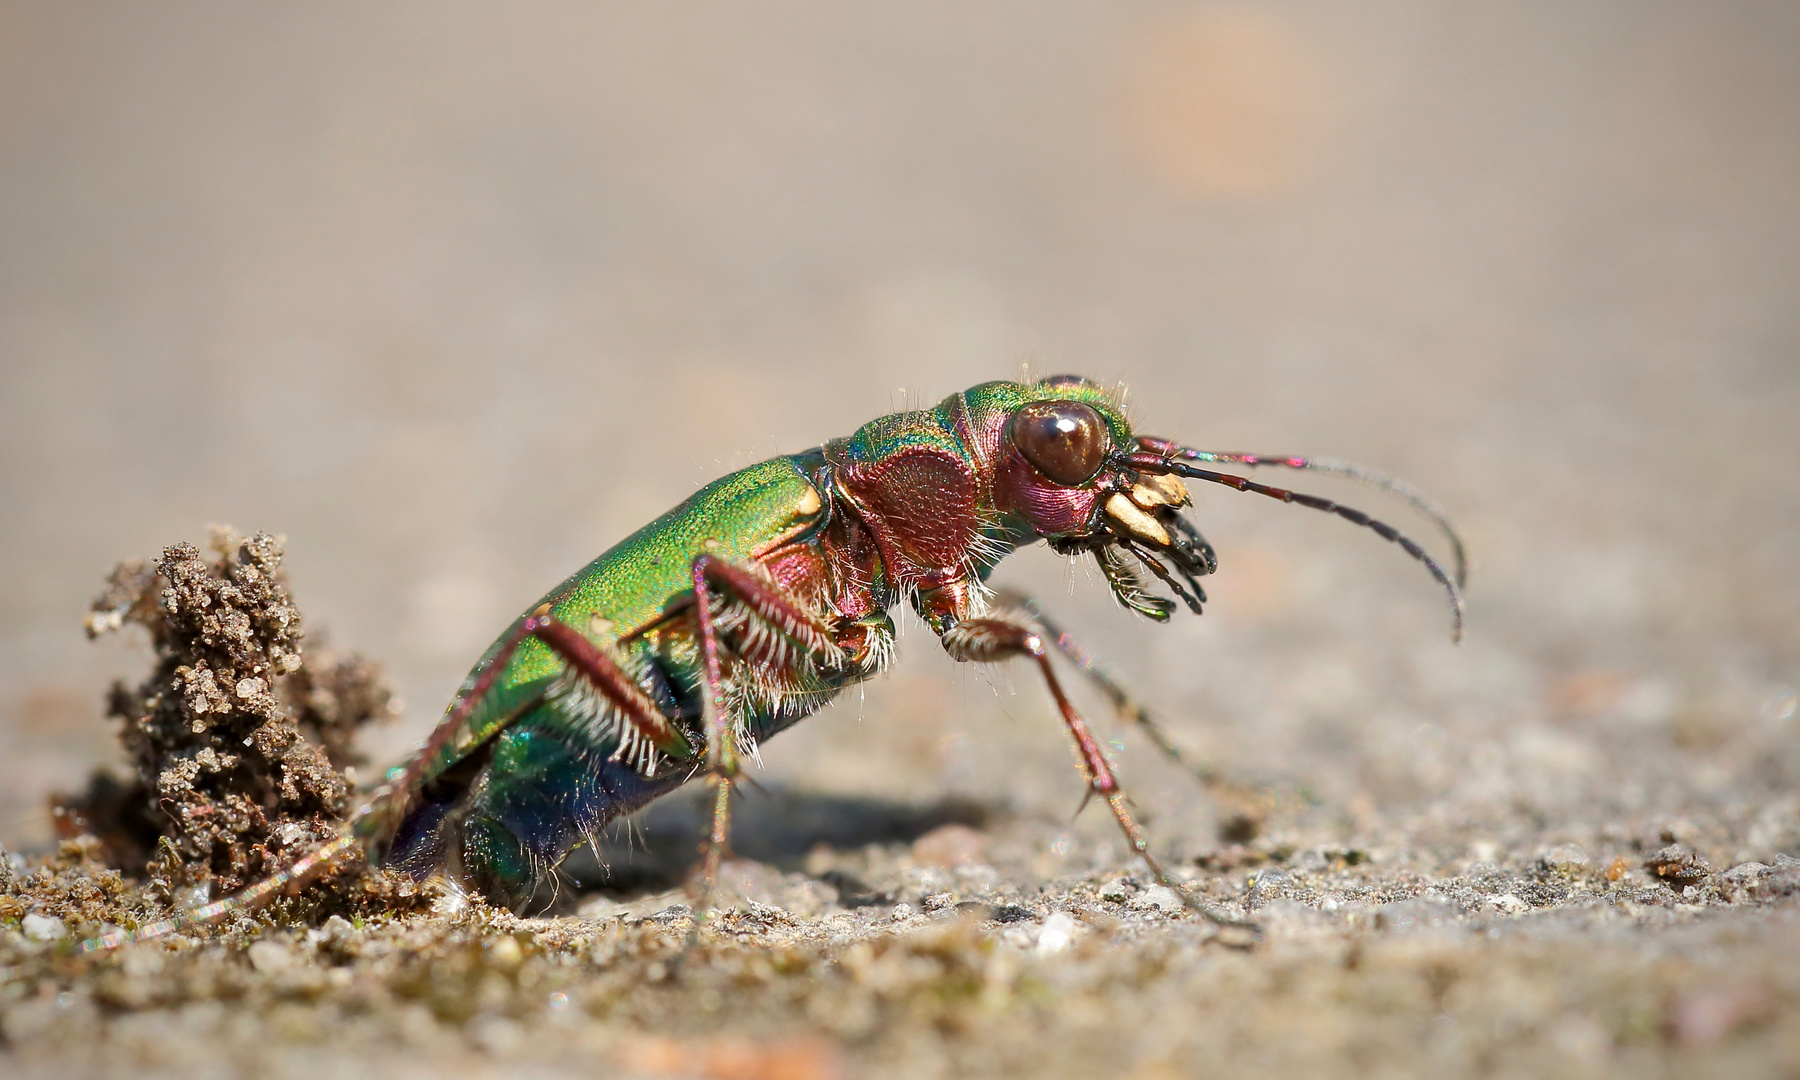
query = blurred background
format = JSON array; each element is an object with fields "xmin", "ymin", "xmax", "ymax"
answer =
[{"xmin": 3, "ymin": 2, "xmax": 1796, "ymax": 860}]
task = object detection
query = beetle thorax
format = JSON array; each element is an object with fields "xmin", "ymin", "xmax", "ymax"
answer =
[{"xmin": 830, "ymin": 441, "xmax": 982, "ymax": 594}]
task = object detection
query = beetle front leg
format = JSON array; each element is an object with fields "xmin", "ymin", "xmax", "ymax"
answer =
[
  {"xmin": 938, "ymin": 614, "xmax": 1255, "ymax": 933},
  {"xmin": 988, "ymin": 590, "xmax": 1271, "ymax": 823},
  {"xmin": 989, "ymin": 589, "xmax": 1223, "ymax": 788}
]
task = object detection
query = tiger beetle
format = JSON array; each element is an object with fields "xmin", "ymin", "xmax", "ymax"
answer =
[{"xmin": 85, "ymin": 374, "xmax": 1465, "ymax": 948}]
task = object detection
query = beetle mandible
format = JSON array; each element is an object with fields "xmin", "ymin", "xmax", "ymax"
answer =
[{"xmin": 91, "ymin": 374, "xmax": 1465, "ymax": 945}]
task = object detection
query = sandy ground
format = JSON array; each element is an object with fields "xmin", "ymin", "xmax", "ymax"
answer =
[
  {"xmin": 3, "ymin": 3, "xmax": 1799, "ymax": 1078},
  {"xmin": 5, "ymin": 796, "xmax": 1800, "ymax": 1079}
]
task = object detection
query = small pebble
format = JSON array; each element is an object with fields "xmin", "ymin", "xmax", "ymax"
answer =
[
  {"xmin": 1036, "ymin": 911, "xmax": 1078, "ymax": 954},
  {"xmin": 1716, "ymin": 862, "xmax": 1769, "ymax": 902},
  {"xmin": 1485, "ymin": 894, "xmax": 1530, "ymax": 915},
  {"xmin": 487, "ymin": 936, "xmax": 524, "ymax": 971},
  {"xmin": 22, "ymin": 914, "xmax": 66, "ymax": 942},
  {"xmin": 1543, "ymin": 843, "xmax": 1590, "ymax": 871},
  {"xmin": 1644, "ymin": 844, "xmax": 1711, "ymax": 890},
  {"xmin": 1129, "ymin": 885, "xmax": 1184, "ymax": 913},
  {"xmin": 1246, "ymin": 868, "xmax": 1290, "ymax": 907},
  {"xmin": 247, "ymin": 940, "xmax": 294, "ymax": 973},
  {"xmin": 1098, "ymin": 878, "xmax": 1134, "ymax": 903}
]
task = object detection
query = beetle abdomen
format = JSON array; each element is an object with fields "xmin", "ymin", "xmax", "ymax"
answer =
[
  {"xmin": 383, "ymin": 654, "xmax": 854, "ymax": 910},
  {"xmin": 384, "ymin": 704, "xmax": 692, "ymax": 910}
]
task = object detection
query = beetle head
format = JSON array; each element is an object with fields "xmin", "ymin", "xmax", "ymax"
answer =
[{"xmin": 960, "ymin": 375, "xmax": 1216, "ymax": 620}]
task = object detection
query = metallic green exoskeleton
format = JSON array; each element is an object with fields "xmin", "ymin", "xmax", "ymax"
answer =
[
  {"xmin": 88, "ymin": 375, "xmax": 1465, "ymax": 947},
  {"xmin": 355, "ymin": 374, "xmax": 1465, "ymax": 914}
]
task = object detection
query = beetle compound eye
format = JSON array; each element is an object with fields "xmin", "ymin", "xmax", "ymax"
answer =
[{"xmin": 1010, "ymin": 401, "xmax": 1110, "ymax": 485}]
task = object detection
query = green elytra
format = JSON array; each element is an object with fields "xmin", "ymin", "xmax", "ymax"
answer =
[{"xmin": 85, "ymin": 375, "xmax": 1465, "ymax": 947}]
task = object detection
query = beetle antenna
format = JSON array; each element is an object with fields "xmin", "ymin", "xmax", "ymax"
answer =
[
  {"xmin": 1137, "ymin": 441, "xmax": 1466, "ymax": 588},
  {"xmin": 1127, "ymin": 454, "xmax": 1465, "ymax": 643}
]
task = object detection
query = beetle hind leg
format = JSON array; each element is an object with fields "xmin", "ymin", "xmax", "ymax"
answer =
[{"xmin": 361, "ymin": 611, "xmax": 696, "ymax": 911}]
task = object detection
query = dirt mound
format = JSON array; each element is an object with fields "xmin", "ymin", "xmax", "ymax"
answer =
[{"xmin": 60, "ymin": 528, "xmax": 397, "ymax": 904}]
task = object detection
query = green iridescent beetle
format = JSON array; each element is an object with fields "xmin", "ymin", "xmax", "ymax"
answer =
[{"xmin": 91, "ymin": 374, "xmax": 1465, "ymax": 946}]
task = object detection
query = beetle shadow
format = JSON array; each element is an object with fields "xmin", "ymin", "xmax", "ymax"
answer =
[{"xmin": 548, "ymin": 785, "xmax": 990, "ymax": 906}]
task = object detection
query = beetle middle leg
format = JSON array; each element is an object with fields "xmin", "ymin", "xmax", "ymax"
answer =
[
  {"xmin": 939, "ymin": 614, "xmax": 1255, "ymax": 932},
  {"xmin": 687, "ymin": 554, "xmax": 842, "ymax": 914}
]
